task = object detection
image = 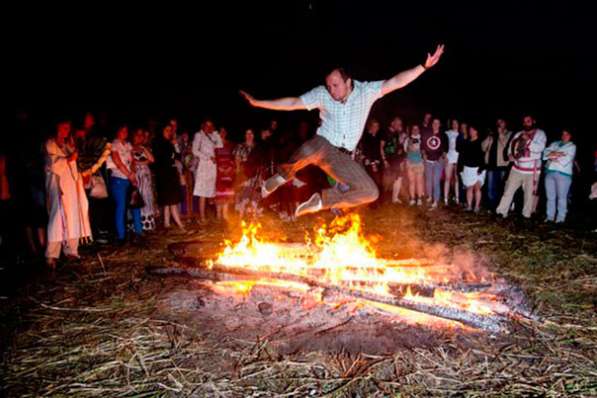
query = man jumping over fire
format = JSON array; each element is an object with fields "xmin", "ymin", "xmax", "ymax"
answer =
[{"xmin": 240, "ymin": 44, "xmax": 444, "ymax": 217}]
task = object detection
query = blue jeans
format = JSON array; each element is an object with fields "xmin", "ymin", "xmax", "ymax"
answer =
[
  {"xmin": 544, "ymin": 172, "xmax": 572, "ymax": 222},
  {"xmin": 110, "ymin": 176, "xmax": 142, "ymax": 240},
  {"xmin": 486, "ymin": 168, "xmax": 508, "ymax": 210},
  {"xmin": 424, "ymin": 160, "xmax": 443, "ymax": 203}
]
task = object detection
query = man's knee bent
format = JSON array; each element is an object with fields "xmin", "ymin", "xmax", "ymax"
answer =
[{"xmin": 359, "ymin": 180, "xmax": 379, "ymax": 204}]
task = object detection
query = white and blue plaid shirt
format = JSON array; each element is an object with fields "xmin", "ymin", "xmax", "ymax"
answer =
[{"xmin": 300, "ymin": 80, "xmax": 384, "ymax": 151}]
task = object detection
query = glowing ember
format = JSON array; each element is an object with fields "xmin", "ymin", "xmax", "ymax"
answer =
[{"xmin": 210, "ymin": 215, "xmax": 508, "ymax": 327}]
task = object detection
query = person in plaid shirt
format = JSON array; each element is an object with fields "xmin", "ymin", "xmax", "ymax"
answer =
[{"xmin": 240, "ymin": 44, "xmax": 444, "ymax": 217}]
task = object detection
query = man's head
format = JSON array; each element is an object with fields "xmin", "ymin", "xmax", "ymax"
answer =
[
  {"xmin": 325, "ymin": 68, "xmax": 352, "ymax": 103},
  {"xmin": 522, "ymin": 115, "xmax": 536, "ymax": 132},
  {"xmin": 390, "ymin": 116, "xmax": 403, "ymax": 132},
  {"xmin": 202, "ymin": 119, "xmax": 215, "ymax": 134},
  {"xmin": 367, "ymin": 119, "xmax": 380, "ymax": 135},
  {"xmin": 496, "ymin": 118, "xmax": 507, "ymax": 130},
  {"xmin": 423, "ymin": 113, "xmax": 433, "ymax": 126}
]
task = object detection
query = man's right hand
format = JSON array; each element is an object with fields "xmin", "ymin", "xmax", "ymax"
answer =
[{"xmin": 240, "ymin": 90, "xmax": 258, "ymax": 107}]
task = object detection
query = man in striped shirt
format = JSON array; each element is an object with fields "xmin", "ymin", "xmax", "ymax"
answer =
[
  {"xmin": 496, "ymin": 115, "xmax": 546, "ymax": 219},
  {"xmin": 240, "ymin": 44, "xmax": 444, "ymax": 217}
]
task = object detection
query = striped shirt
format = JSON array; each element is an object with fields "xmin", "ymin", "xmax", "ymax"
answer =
[
  {"xmin": 300, "ymin": 80, "xmax": 384, "ymax": 151},
  {"xmin": 509, "ymin": 129, "xmax": 546, "ymax": 174}
]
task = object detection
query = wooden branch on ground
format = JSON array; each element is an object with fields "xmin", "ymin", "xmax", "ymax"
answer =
[{"xmin": 146, "ymin": 265, "xmax": 507, "ymax": 333}]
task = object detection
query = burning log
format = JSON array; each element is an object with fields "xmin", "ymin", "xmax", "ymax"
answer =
[
  {"xmin": 146, "ymin": 264, "xmax": 508, "ymax": 333},
  {"xmin": 169, "ymin": 255, "xmax": 491, "ymax": 295}
]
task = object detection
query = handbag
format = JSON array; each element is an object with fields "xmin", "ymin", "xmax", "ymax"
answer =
[
  {"xmin": 128, "ymin": 185, "xmax": 145, "ymax": 209},
  {"xmin": 89, "ymin": 174, "xmax": 108, "ymax": 199}
]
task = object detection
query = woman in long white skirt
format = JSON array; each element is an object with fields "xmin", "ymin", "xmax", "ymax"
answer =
[
  {"xmin": 192, "ymin": 119, "xmax": 222, "ymax": 222},
  {"xmin": 45, "ymin": 120, "xmax": 91, "ymax": 268}
]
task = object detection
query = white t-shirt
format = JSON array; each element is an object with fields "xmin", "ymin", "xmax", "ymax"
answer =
[
  {"xmin": 106, "ymin": 139, "xmax": 133, "ymax": 179},
  {"xmin": 300, "ymin": 80, "xmax": 384, "ymax": 151},
  {"xmin": 445, "ymin": 130, "xmax": 460, "ymax": 164}
]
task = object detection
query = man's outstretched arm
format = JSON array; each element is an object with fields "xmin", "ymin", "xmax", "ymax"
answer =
[
  {"xmin": 240, "ymin": 90, "xmax": 307, "ymax": 111},
  {"xmin": 381, "ymin": 44, "xmax": 445, "ymax": 96}
]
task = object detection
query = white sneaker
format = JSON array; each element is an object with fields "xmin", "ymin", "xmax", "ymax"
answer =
[
  {"xmin": 429, "ymin": 201, "xmax": 438, "ymax": 210},
  {"xmin": 295, "ymin": 193, "xmax": 323, "ymax": 217},
  {"xmin": 409, "ymin": 199, "xmax": 416, "ymax": 206},
  {"xmin": 262, "ymin": 175, "xmax": 286, "ymax": 198},
  {"xmin": 416, "ymin": 198, "xmax": 423, "ymax": 206}
]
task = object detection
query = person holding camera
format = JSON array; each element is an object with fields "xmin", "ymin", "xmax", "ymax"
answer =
[{"xmin": 106, "ymin": 124, "xmax": 143, "ymax": 244}]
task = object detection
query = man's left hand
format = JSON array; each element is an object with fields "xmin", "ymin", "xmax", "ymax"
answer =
[{"xmin": 424, "ymin": 44, "xmax": 445, "ymax": 69}]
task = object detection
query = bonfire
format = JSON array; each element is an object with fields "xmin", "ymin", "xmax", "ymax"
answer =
[{"xmin": 153, "ymin": 214, "xmax": 531, "ymax": 333}]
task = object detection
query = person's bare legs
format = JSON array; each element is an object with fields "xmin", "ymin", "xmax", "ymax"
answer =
[
  {"xmin": 474, "ymin": 182, "xmax": 482, "ymax": 211},
  {"xmin": 392, "ymin": 177, "xmax": 402, "ymax": 203},
  {"xmin": 170, "ymin": 205, "xmax": 184, "ymax": 229},
  {"xmin": 222, "ymin": 203, "xmax": 230, "ymax": 221},
  {"xmin": 25, "ymin": 226, "xmax": 38, "ymax": 255},
  {"xmin": 416, "ymin": 170, "xmax": 425, "ymax": 201},
  {"xmin": 163, "ymin": 206, "xmax": 171, "ymax": 228},
  {"xmin": 454, "ymin": 170, "xmax": 460, "ymax": 204},
  {"xmin": 466, "ymin": 186, "xmax": 474, "ymax": 210},
  {"xmin": 199, "ymin": 197, "xmax": 207, "ymax": 222},
  {"xmin": 408, "ymin": 167, "xmax": 416, "ymax": 202},
  {"xmin": 444, "ymin": 163, "xmax": 454, "ymax": 204}
]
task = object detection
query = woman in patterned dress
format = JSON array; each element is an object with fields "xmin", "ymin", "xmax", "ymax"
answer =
[
  {"xmin": 132, "ymin": 128, "xmax": 156, "ymax": 231},
  {"xmin": 214, "ymin": 127, "xmax": 236, "ymax": 221}
]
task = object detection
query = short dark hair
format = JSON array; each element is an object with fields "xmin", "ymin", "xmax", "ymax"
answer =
[{"xmin": 326, "ymin": 66, "xmax": 352, "ymax": 82}]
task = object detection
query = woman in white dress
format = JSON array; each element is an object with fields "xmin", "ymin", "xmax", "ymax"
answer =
[
  {"xmin": 192, "ymin": 119, "xmax": 222, "ymax": 222},
  {"xmin": 44, "ymin": 120, "xmax": 91, "ymax": 268},
  {"xmin": 443, "ymin": 118, "xmax": 461, "ymax": 205}
]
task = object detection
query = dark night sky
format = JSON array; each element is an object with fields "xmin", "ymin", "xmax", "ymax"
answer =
[{"xmin": 11, "ymin": 1, "xmax": 597, "ymax": 148}]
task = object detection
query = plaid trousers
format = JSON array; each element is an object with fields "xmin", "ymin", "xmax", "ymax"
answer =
[{"xmin": 276, "ymin": 135, "xmax": 379, "ymax": 209}]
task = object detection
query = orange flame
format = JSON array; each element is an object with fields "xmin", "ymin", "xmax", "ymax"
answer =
[{"xmin": 212, "ymin": 215, "xmax": 503, "ymax": 324}]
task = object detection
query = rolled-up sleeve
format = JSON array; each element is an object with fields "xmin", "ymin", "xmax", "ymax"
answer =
[
  {"xmin": 363, "ymin": 80, "xmax": 385, "ymax": 103},
  {"xmin": 300, "ymin": 86, "xmax": 325, "ymax": 111}
]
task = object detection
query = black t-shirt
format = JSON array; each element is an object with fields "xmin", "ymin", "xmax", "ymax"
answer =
[
  {"xmin": 459, "ymin": 139, "xmax": 485, "ymax": 170},
  {"xmin": 360, "ymin": 132, "xmax": 382, "ymax": 163},
  {"xmin": 421, "ymin": 132, "xmax": 447, "ymax": 161}
]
